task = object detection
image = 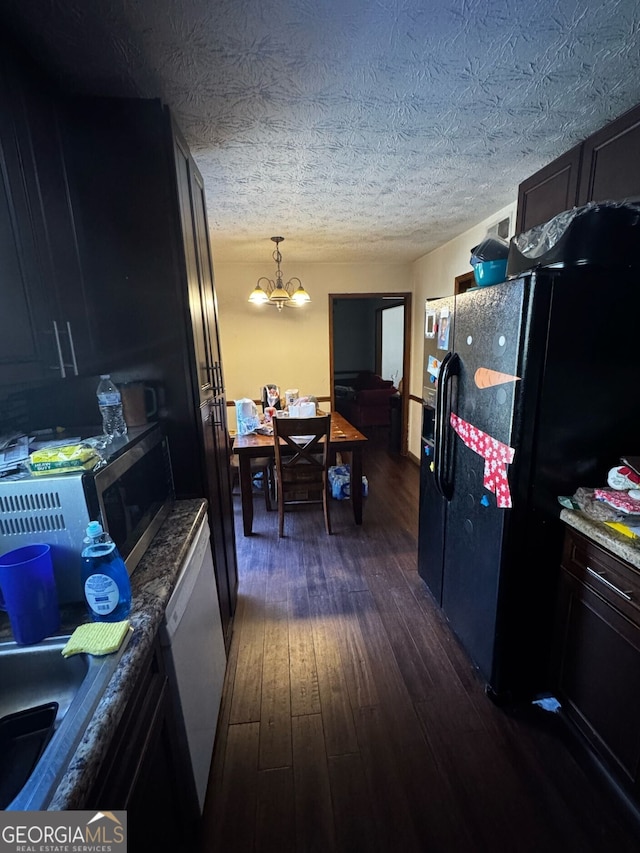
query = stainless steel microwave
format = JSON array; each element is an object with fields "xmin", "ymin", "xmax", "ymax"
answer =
[{"xmin": 0, "ymin": 424, "xmax": 174, "ymax": 603}]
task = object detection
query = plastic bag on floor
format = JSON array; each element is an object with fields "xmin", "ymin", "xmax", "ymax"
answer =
[{"xmin": 328, "ymin": 465, "xmax": 369, "ymax": 500}]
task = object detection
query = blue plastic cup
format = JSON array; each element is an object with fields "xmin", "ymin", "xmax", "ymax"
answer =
[{"xmin": 0, "ymin": 544, "xmax": 60, "ymax": 645}]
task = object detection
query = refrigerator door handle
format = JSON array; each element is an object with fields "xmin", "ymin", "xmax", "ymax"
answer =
[
  {"xmin": 437, "ymin": 352, "xmax": 459, "ymax": 500},
  {"xmin": 433, "ymin": 352, "xmax": 452, "ymax": 497},
  {"xmin": 433, "ymin": 351, "xmax": 453, "ymax": 498}
]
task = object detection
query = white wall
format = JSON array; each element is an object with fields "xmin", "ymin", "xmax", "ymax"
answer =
[
  {"xmin": 407, "ymin": 201, "xmax": 516, "ymax": 456},
  {"xmin": 213, "ymin": 262, "xmax": 412, "ymax": 427}
]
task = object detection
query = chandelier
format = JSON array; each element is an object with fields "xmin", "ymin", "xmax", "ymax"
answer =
[{"xmin": 248, "ymin": 236, "xmax": 311, "ymax": 311}]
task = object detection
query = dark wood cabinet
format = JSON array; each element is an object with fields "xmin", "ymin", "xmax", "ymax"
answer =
[
  {"xmin": 60, "ymin": 98, "xmax": 188, "ymax": 376},
  {"xmin": 86, "ymin": 638, "xmax": 199, "ymax": 852},
  {"xmin": 201, "ymin": 399, "xmax": 237, "ymax": 643},
  {"xmin": 189, "ymin": 158, "xmax": 225, "ymax": 396},
  {"xmin": 171, "ymin": 121, "xmax": 237, "ymax": 645},
  {"xmin": 0, "ymin": 48, "xmax": 68, "ymax": 385},
  {"xmin": 577, "ymin": 104, "xmax": 640, "ymax": 206},
  {"xmin": 187, "ymin": 159, "xmax": 237, "ymax": 643},
  {"xmin": 58, "ymin": 95, "xmax": 238, "ymax": 638},
  {"xmin": 0, "ymin": 39, "xmax": 238, "ymax": 643},
  {"xmin": 0, "ymin": 124, "xmax": 43, "ymax": 385},
  {"xmin": 516, "ymin": 102, "xmax": 640, "ymax": 233},
  {"xmin": 515, "ymin": 145, "xmax": 582, "ymax": 233},
  {"xmin": 210, "ymin": 394, "xmax": 238, "ymax": 635},
  {"xmin": 554, "ymin": 527, "xmax": 640, "ymax": 800},
  {"xmin": 173, "ymin": 128, "xmax": 215, "ymax": 405},
  {"xmin": 0, "ymin": 43, "xmax": 95, "ymax": 387}
]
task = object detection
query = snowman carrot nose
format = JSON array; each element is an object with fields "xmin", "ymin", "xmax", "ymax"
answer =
[{"xmin": 474, "ymin": 367, "xmax": 521, "ymax": 388}]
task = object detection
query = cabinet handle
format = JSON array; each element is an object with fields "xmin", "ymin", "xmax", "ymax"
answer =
[
  {"xmin": 205, "ymin": 362, "xmax": 221, "ymax": 394},
  {"xmin": 214, "ymin": 362, "xmax": 224, "ymax": 394},
  {"xmin": 202, "ymin": 364, "xmax": 213, "ymax": 392},
  {"xmin": 66, "ymin": 322, "xmax": 79, "ymax": 376},
  {"xmin": 586, "ymin": 566, "xmax": 633, "ymax": 601},
  {"xmin": 211, "ymin": 399, "xmax": 222, "ymax": 428},
  {"xmin": 51, "ymin": 321, "xmax": 66, "ymax": 378}
]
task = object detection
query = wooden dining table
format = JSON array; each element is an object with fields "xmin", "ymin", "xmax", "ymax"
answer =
[{"xmin": 232, "ymin": 411, "xmax": 368, "ymax": 536}]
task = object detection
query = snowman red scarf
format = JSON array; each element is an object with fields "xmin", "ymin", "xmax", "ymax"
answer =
[{"xmin": 450, "ymin": 413, "xmax": 515, "ymax": 509}]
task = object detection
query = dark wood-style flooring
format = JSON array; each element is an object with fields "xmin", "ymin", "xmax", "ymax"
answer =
[{"xmin": 199, "ymin": 430, "xmax": 640, "ymax": 852}]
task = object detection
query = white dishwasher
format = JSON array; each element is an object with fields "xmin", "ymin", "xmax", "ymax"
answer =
[{"xmin": 158, "ymin": 516, "xmax": 227, "ymax": 812}]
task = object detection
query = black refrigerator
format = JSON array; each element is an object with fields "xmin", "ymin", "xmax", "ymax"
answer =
[{"xmin": 417, "ymin": 258, "xmax": 640, "ymax": 703}]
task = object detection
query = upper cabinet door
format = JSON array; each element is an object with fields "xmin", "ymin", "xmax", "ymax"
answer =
[
  {"xmin": 578, "ymin": 103, "xmax": 640, "ymax": 206},
  {"xmin": 516, "ymin": 102, "xmax": 640, "ymax": 237},
  {"xmin": 173, "ymin": 130, "xmax": 214, "ymax": 404},
  {"xmin": 0, "ymin": 138, "xmax": 43, "ymax": 384},
  {"xmin": 0, "ymin": 47, "xmax": 69, "ymax": 384},
  {"xmin": 189, "ymin": 161, "xmax": 224, "ymax": 395},
  {"xmin": 60, "ymin": 97, "xmax": 185, "ymax": 374},
  {"xmin": 515, "ymin": 144, "xmax": 582, "ymax": 234},
  {"xmin": 10, "ymin": 67, "xmax": 92, "ymax": 377}
]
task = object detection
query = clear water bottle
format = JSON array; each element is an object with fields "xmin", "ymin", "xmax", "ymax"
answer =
[
  {"xmin": 81, "ymin": 521, "xmax": 132, "ymax": 622},
  {"xmin": 96, "ymin": 374, "xmax": 127, "ymax": 439}
]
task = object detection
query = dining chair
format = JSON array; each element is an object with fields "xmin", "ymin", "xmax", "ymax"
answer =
[{"xmin": 272, "ymin": 414, "xmax": 332, "ymax": 537}]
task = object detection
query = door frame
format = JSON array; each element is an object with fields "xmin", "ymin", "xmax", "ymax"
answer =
[{"xmin": 329, "ymin": 292, "xmax": 412, "ymax": 455}]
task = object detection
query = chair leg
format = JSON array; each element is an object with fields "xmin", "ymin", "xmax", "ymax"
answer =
[
  {"xmin": 230, "ymin": 463, "xmax": 239, "ymax": 496},
  {"xmin": 323, "ymin": 484, "xmax": 332, "ymax": 535},
  {"xmin": 262, "ymin": 465, "xmax": 273, "ymax": 512},
  {"xmin": 268, "ymin": 460, "xmax": 276, "ymax": 505},
  {"xmin": 278, "ymin": 484, "xmax": 285, "ymax": 537},
  {"xmin": 267, "ymin": 462, "xmax": 276, "ymax": 511}
]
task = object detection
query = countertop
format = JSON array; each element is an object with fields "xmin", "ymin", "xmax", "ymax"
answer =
[
  {"xmin": 560, "ymin": 508, "xmax": 640, "ymax": 571},
  {"xmin": 1, "ymin": 498, "xmax": 208, "ymax": 810}
]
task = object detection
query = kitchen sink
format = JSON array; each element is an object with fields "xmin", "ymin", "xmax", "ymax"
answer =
[{"xmin": 0, "ymin": 631, "xmax": 130, "ymax": 810}]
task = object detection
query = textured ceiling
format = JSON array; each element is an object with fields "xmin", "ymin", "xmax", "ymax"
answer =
[{"xmin": 3, "ymin": 0, "xmax": 640, "ymax": 263}]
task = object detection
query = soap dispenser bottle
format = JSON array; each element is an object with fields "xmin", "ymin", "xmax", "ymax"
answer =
[{"xmin": 81, "ymin": 521, "xmax": 132, "ymax": 622}]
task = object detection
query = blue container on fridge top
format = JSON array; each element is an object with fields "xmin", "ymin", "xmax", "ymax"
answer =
[{"xmin": 472, "ymin": 258, "xmax": 508, "ymax": 287}]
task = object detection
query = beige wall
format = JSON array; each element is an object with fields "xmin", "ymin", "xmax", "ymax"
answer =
[
  {"xmin": 409, "ymin": 202, "xmax": 516, "ymax": 456},
  {"xmin": 213, "ymin": 261, "xmax": 412, "ymax": 428},
  {"xmin": 407, "ymin": 202, "xmax": 516, "ymax": 457},
  {"xmin": 213, "ymin": 201, "xmax": 516, "ymax": 443}
]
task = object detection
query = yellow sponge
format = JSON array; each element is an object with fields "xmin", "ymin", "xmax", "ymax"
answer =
[
  {"xmin": 61, "ymin": 620, "xmax": 132, "ymax": 658},
  {"xmin": 604, "ymin": 521, "xmax": 639, "ymax": 539}
]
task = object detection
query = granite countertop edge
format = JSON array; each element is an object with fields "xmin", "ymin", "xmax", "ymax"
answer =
[
  {"xmin": 47, "ymin": 497, "xmax": 208, "ymax": 810},
  {"xmin": 560, "ymin": 507, "xmax": 640, "ymax": 571}
]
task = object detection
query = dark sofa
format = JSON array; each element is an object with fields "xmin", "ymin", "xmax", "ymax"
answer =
[{"xmin": 340, "ymin": 371, "xmax": 398, "ymax": 429}]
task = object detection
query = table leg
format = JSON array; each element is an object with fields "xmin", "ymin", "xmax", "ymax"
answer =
[
  {"xmin": 238, "ymin": 455, "xmax": 254, "ymax": 536},
  {"xmin": 350, "ymin": 447, "xmax": 363, "ymax": 525}
]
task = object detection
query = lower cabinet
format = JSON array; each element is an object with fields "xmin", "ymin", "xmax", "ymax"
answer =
[
  {"xmin": 86, "ymin": 638, "xmax": 200, "ymax": 852},
  {"xmin": 201, "ymin": 399, "xmax": 237, "ymax": 646},
  {"xmin": 554, "ymin": 527, "xmax": 640, "ymax": 801}
]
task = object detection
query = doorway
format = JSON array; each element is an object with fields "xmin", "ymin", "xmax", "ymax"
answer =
[{"xmin": 329, "ymin": 293, "xmax": 411, "ymax": 454}]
